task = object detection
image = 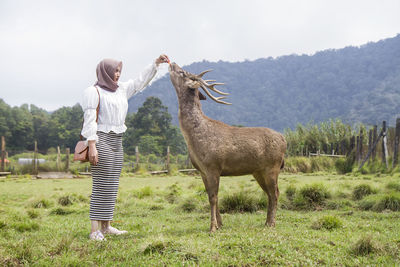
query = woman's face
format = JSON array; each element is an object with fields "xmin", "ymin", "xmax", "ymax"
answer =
[{"xmin": 114, "ymin": 66, "xmax": 121, "ymax": 82}]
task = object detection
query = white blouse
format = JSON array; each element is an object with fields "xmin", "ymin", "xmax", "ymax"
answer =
[{"xmin": 81, "ymin": 62, "xmax": 159, "ymax": 142}]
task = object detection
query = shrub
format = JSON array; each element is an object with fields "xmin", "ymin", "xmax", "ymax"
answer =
[
  {"xmin": 351, "ymin": 236, "xmax": 377, "ymax": 256},
  {"xmin": 285, "ymin": 185, "xmax": 296, "ymax": 201},
  {"xmin": 220, "ymin": 191, "xmax": 263, "ymax": 213},
  {"xmin": 352, "ymin": 184, "xmax": 376, "ymax": 200},
  {"xmin": 132, "ymin": 186, "xmax": 154, "ymax": 199},
  {"xmin": 165, "ymin": 183, "xmax": 182, "ymax": 203},
  {"xmin": 310, "ymin": 157, "xmax": 335, "ymax": 172},
  {"xmin": 27, "ymin": 209, "xmax": 40, "ymax": 219},
  {"xmin": 147, "ymin": 154, "xmax": 158, "ymax": 164},
  {"xmin": 179, "ymin": 198, "xmax": 198, "ymax": 212},
  {"xmin": 143, "ymin": 241, "xmax": 172, "ymax": 255},
  {"xmin": 311, "ymin": 215, "xmax": 343, "ymax": 230},
  {"xmin": 325, "ymin": 199, "xmax": 352, "ymax": 210},
  {"xmin": 31, "ymin": 198, "xmax": 53, "ymax": 209},
  {"xmin": 294, "ymin": 183, "xmax": 330, "ymax": 209},
  {"xmin": 359, "ymin": 193, "xmax": 400, "ymax": 212},
  {"xmin": 167, "ymin": 183, "xmax": 182, "ymax": 195},
  {"xmin": 150, "ymin": 205, "xmax": 164, "ymax": 211},
  {"xmin": 386, "ymin": 182, "xmax": 400, "ymax": 192},
  {"xmin": 50, "ymin": 207, "xmax": 75, "ymax": 215},
  {"xmin": 257, "ymin": 193, "xmax": 268, "ymax": 209},
  {"xmin": 335, "ymin": 156, "xmax": 354, "ymax": 174},
  {"xmin": 289, "ymin": 157, "xmax": 312, "ymax": 173},
  {"xmin": 358, "ymin": 195, "xmax": 378, "ymax": 211},
  {"xmin": 372, "ymin": 193, "xmax": 400, "ymax": 212},
  {"xmin": 58, "ymin": 195, "xmax": 76, "ymax": 206}
]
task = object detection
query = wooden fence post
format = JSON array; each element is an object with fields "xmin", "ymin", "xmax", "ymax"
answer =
[
  {"xmin": 368, "ymin": 129, "xmax": 373, "ymax": 163},
  {"xmin": 349, "ymin": 136, "xmax": 355, "ymax": 156},
  {"xmin": 57, "ymin": 146, "xmax": 61, "ymax": 171},
  {"xmin": 382, "ymin": 121, "xmax": 389, "ymax": 168},
  {"xmin": 1, "ymin": 136, "xmax": 5, "ymax": 172},
  {"xmin": 65, "ymin": 148, "xmax": 70, "ymax": 171},
  {"xmin": 359, "ymin": 128, "xmax": 384, "ymax": 170},
  {"xmin": 186, "ymin": 154, "xmax": 191, "ymax": 168},
  {"xmin": 33, "ymin": 141, "xmax": 38, "ymax": 175},
  {"xmin": 372, "ymin": 125, "xmax": 377, "ymax": 161},
  {"xmin": 359, "ymin": 129, "xmax": 363, "ymax": 163},
  {"xmin": 135, "ymin": 146, "xmax": 139, "ymax": 170},
  {"xmin": 166, "ymin": 146, "xmax": 170, "ymax": 173},
  {"xmin": 356, "ymin": 136, "xmax": 360, "ymax": 162},
  {"xmin": 393, "ymin": 118, "xmax": 400, "ymax": 168}
]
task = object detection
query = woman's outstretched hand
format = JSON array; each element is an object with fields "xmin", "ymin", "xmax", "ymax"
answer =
[{"xmin": 156, "ymin": 54, "xmax": 170, "ymax": 66}]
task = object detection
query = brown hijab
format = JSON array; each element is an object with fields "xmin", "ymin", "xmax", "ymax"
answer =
[{"xmin": 95, "ymin": 58, "xmax": 123, "ymax": 92}]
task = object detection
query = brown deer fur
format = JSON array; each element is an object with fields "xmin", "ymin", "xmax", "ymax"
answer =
[{"xmin": 169, "ymin": 63, "xmax": 286, "ymax": 232}]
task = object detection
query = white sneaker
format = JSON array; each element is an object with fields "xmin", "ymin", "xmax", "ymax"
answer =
[
  {"xmin": 102, "ymin": 226, "xmax": 128, "ymax": 235},
  {"xmin": 89, "ymin": 230, "xmax": 106, "ymax": 241}
]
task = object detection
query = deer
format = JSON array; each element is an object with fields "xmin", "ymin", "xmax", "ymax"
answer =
[{"xmin": 169, "ymin": 62, "xmax": 287, "ymax": 232}]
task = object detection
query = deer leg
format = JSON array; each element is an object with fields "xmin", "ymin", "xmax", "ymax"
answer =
[
  {"xmin": 216, "ymin": 199, "xmax": 223, "ymax": 228},
  {"xmin": 201, "ymin": 173, "xmax": 220, "ymax": 233},
  {"xmin": 253, "ymin": 168, "xmax": 280, "ymax": 227}
]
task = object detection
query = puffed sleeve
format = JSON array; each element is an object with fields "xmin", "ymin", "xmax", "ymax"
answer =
[
  {"xmin": 121, "ymin": 61, "xmax": 159, "ymax": 99},
  {"xmin": 81, "ymin": 86, "xmax": 99, "ymax": 142}
]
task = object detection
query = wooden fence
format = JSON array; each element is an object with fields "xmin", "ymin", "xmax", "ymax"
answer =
[
  {"xmin": 307, "ymin": 119, "xmax": 400, "ymax": 170},
  {"xmin": 0, "ymin": 138, "xmax": 194, "ymax": 175}
]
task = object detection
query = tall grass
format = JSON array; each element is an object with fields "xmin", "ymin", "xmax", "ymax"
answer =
[
  {"xmin": 284, "ymin": 157, "xmax": 336, "ymax": 173},
  {"xmin": 358, "ymin": 193, "xmax": 400, "ymax": 212},
  {"xmin": 352, "ymin": 184, "xmax": 376, "ymax": 200}
]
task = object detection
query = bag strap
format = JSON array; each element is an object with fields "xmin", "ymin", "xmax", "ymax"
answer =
[
  {"xmin": 94, "ymin": 86, "xmax": 100, "ymax": 123},
  {"xmin": 80, "ymin": 86, "xmax": 100, "ymax": 140}
]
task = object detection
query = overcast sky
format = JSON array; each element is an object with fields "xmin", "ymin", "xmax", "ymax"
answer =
[{"xmin": 0, "ymin": 0, "xmax": 399, "ymax": 111}]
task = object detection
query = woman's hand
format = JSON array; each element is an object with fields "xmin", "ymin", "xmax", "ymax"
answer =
[
  {"xmin": 155, "ymin": 54, "xmax": 170, "ymax": 66},
  {"xmin": 88, "ymin": 140, "xmax": 98, "ymax": 165}
]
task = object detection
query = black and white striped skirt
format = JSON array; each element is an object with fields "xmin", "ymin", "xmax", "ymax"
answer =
[{"xmin": 90, "ymin": 131, "xmax": 123, "ymax": 221}]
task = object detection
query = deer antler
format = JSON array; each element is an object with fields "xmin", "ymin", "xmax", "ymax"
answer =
[
  {"xmin": 197, "ymin": 69, "xmax": 213, "ymax": 78},
  {"xmin": 196, "ymin": 70, "xmax": 232, "ymax": 105}
]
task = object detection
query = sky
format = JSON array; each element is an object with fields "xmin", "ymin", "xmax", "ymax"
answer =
[{"xmin": 0, "ymin": 0, "xmax": 399, "ymax": 111}]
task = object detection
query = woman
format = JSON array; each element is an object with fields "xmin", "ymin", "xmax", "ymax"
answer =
[{"xmin": 81, "ymin": 55, "xmax": 169, "ymax": 241}]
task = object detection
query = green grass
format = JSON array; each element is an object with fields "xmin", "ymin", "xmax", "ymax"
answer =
[{"xmin": 0, "ymin": 173, "xmax": 399, "ymax": 265}]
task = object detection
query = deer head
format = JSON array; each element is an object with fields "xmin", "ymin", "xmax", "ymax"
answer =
[{"xmin": 169, "ymin": 62, "xmax": 231, "ymax": 105}]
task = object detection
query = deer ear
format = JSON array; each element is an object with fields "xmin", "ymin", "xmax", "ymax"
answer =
[
  {"xmin": 199, "ymin": 91, "xmax": 206, "ymax": 100},
  {"xmin": 185, "ymin": 80, "xmax": 201, "ymax": 89}
]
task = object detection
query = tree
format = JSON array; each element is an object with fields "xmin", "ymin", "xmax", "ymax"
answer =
[
  {"xmin": 124, "ymin": 97, "xmax": 186, "ymax": 155},
  {"xmin": 30, "ymin": 104, "xmax": 50, "ymax": 150},
  {"xmin": 9, "ymin": 104, "xmax": 34, "ymax": 151},
  {"xmin": 48, "ymin": 104, "xmax": 83, "ymax": 150},
  {"xmin": 0, "ymin": 99, "xmax": 12, "ymax": 141}
]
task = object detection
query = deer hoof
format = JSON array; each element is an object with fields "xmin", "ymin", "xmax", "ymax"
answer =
[
  {"xmin": 265, "ymin": 221, "xmax": 276, "ymax": 227},
  {"xmin": 210, "ymin": 224, "xmax": 218, "ymax": 233}
]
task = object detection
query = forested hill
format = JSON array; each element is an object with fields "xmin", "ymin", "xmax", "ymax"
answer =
[{"xmin": 128, "ymin": 34, "xmax": 400, "ymax": 131}]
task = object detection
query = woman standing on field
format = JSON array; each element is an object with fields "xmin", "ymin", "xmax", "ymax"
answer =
[{"xmin": 81, "ymin": 55, "xmax": 169, "ymax": 241}]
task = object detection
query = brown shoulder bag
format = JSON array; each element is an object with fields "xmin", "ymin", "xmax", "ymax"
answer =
[{"xmin": 73, "ymin": 87, "xmax": 100, "ymax": 162}]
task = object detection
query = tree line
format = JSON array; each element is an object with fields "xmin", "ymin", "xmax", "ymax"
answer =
[
  {"xmin": 2, "ymin": 95, "xmax": 392, "ymax": 159},
  {"xmin": 0, "ymin": 97, "xmax": 187, "ymax": 156}
]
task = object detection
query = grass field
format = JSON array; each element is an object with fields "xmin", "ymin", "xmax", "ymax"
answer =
[{"xmin": 1, "ymin": 172, "xmax": 400, "ymax": 266}]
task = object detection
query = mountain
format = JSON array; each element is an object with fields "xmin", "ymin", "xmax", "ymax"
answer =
[{"xmin": 128, "ymin": 34, "xmax": 400, "ymax": 131}]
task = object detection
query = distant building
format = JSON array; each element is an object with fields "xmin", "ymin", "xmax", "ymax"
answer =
[{"xmin": 18, "ymin": 158, "xmax": 46, "ymax": 165}]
